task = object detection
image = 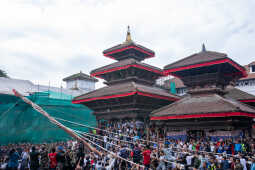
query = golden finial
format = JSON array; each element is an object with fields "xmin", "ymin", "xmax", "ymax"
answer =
[{"xmin": 125, "ymin": 25, "xmax": 132, "ymax": 42}]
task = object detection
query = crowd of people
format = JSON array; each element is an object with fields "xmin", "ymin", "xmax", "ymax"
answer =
[{"xmin": 1, "ymin": 120, "xmax": 255, "ymax": 170}]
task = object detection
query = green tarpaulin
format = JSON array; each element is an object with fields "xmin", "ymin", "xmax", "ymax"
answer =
[{"xmin": 0, "ymin": 91, "xmax": 96, "ymax": 145}]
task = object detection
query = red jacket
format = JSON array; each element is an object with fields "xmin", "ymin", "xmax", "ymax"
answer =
[
  {"xmin": 142, "ymin": 149, "xmax": 151, "ymax": 165},
  {"xmin": 48, "ymin": 153, "xmax": 57, "ymax": 168}
]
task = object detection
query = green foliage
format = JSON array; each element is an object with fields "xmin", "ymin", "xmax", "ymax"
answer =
[{"xmin": 0, "ymin": 69, "xmax": 8, "ymax": 78}]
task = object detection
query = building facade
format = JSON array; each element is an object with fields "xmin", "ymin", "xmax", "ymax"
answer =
[{"xmin": 63, "ymin": 71, "xmax": 98, "ymax": 92}]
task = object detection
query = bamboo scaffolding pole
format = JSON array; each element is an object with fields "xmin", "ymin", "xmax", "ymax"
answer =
[{"xmin": 12, "ymin": 89, "xmax": 101, "ymax": 156}]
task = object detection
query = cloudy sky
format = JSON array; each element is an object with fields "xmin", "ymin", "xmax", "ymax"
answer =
[{"xmin": 0, "ymin": 0, "xmax": 254, "ymax": 88}]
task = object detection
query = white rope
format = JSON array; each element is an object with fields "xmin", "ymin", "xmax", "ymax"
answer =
[
  {"xmin": 74, "ymin": 130, "xmax": 130, "ymax": 151},
  {"xmin": 73, "ymin": 130, "xmax": 147, "ymax": 170},
  {"xmin": 54, "ymin": 116, "xmax": 157, "ymax": 144},
  {"xmin": 72, "ymin": 129, "xmax": 185, "ymax": 166},
  {"xmin": 76, "ymin": 129, "xmax": 142, "ymax": 146}
]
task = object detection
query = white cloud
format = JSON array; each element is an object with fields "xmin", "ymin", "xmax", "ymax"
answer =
[{"xmin": 0, "ymin": 0, "xmax": 254, "ymax": 88}]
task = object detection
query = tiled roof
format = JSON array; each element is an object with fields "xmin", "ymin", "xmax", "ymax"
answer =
[
  {"xmin": 103, "ymin": 41, "xmax": 155, "ymax": 56},
  {"xmin": 0, "ymin": 77, "xmax": 88, "ymax": 97},
  {"xmin": 90, "ymin": 58, "xmax": 163, "ymax": 75},
  {"xmin": 63, "ymin": 72, "xmax": 98, "ymax": 82},
  {"xmin": 151, "ymin": 93, "xmax": 255, "ymax": 119},
  {"xmin": 224, "ymin": 86, "xmax": 255, "ymax": 101},
  {"xmin": 164, "ymin": 51, "xmax": 227, "ymax": 70},
  {"xmin": 73, "ymin": 81, "xmax": 179, "ymax": 102},
  {"xmin": 164, "ymin": 77, "xmax": 186, "ymax": 89}
]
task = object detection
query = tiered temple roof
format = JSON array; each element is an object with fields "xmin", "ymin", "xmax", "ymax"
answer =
[
  {"xmin": 73, "ymin": 27, "xmax": 179, "ymax": 120},
  {"xmin": 151, "ymin": 45, "xmax": 255, "ymax": 130},
  {"xmin": 91, "ymin": 58, "xmax": 163, "ymax": 77},
  {"xmin": 73, "ymin": 81, "xmax": 178, "ymax": 104},
  {"xmin": 164, "ymin": 49, "xmax": 247, "ymax": 81}
]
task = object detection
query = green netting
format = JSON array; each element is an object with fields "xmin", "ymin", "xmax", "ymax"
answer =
[
  {"xmin": 32, "ymin": 90, "xmax": 74, "ymax": 100},
  {"xmin": 0, "ymin": 91, "xmax": 96, "ymax": 145}
]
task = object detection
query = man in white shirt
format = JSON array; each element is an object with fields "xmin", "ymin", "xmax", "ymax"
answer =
[
  {"xmin": 240, "ymin": 156, "xmax": 247, "ymax": 170},
  {"xmin": 186, "ymin": 154, "xmax": 193, "ymax": 166}
]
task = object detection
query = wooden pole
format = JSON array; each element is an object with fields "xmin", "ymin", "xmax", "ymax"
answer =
[
  {"xmin": 146, "ymin": 118, "xmax": 150, "ymax": 143},
  {"xmin": 13, "ymin": 89, "xmax": 101, "ymax": 156},
  {"xmin": 157, "ymin": 127, "xmax": 160, "ymax": 158}
]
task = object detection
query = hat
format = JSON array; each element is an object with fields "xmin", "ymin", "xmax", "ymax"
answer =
[{"xmin": 58, "ymin": 146, "xmax": 64, "ymax": 151}]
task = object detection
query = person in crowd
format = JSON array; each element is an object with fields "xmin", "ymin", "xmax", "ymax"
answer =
[
  {"xmin": 119, "ymin": 145, "xmax": 129, "ymax": 169},
  {"xmin": 251, "ymin": 158, "xmax": 255, "ymax": 170},
  {"xmin": 75, "ymin": 142, "xmax": 84, "ymax": 168},
  {"xmin": 222, "ymin": 156, "xmax": 230, "ymax": 170},
  {"xmin": 30, "ymin": 146, "xmax": 40, "ymax": 170},
  {"xmin": 40, "ymin": 146, "xmax": 49, "ymax": 170},
  {"xmin": 234, "ymin": 159, "xmax": 243, "ymax": 170},
  {"xmin": 48, "ymin": 148, "xmax": 57, "ymax": 170},
  {"xmin": 132, "ymin": 144, "xmax": 141, "ymax": 164},
  {"xmin": 142, "ymin": 144, "xmax": 151, "ymax": 170},
  {"xmin": 156, "ymin": 151, "xmax": 166, "ymax": 170},
  {"xmin": 20, "ymin": 147, "xmax": 29, "ymax": 170},
  {"xmin": 64, "ymin": 148, "xmax": 73, "ymax": 170},
  {"xmin": 235, "ymin": 141, "xmax": 242, "ymax": 155},
  {"xmin": 240, "ymin": 155, "xmax": 247, "ymax": 170},
  {"xmin": 193, "ymin": 153, "xmax": 201, "ymax": 169},
  {"xmin": 6, "ymin": 149, "xmax": 19, "ymax": 170},
  {"xmin": 208, "ymin": 158, "xmax": 217, "ymax": 170},
  {"xmin": 56, "ymin": 146, "xmax": 65, "ymax": 170}
]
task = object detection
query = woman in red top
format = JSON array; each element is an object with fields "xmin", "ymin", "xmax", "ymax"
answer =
[
  {"xmin": 142, "ymin": 145, "xmax": 151, "ymax": 170},
  {"xmin": 48, "ymin": 148, "xmax": 57, "ymax": 170}
]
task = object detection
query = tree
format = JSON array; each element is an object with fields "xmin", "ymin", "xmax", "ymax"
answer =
[{"xmin": 0, "ymin": 69, "xmax": 8, "ymax": 78}]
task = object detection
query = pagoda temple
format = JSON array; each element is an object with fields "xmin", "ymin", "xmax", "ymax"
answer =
[
  {"xmin": 72, "ymin": 27, "xmax": 179, "ymax": 121},
  {"xmin": 151, "ymin": 45, "xmax": 255, "ymax": 138}
]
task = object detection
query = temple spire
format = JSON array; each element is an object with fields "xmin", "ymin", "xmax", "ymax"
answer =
[
  {"xmin": 125, "ymin": 25, "xmax": 132, "ymax": 42},
  {"xmin": 201, "ymin": 43, "xmax": 206, "ymax": 52}
]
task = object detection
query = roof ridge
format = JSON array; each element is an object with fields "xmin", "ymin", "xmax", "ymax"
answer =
[
  {"xmin": 164, "ymin": 50, "xmax": 227, "ymax": 70},
  {"xmin": 73, "ymin": 85, "xmax": 108, "ymax": 100},
  {"xmin": 219, "ymin": 94, "xmax": 245, "ymax": 111},
  {"xmin": 222, "ymin": 96, "xmax": 255, "ymax": 113},
  {"xmin": 164, "ymin": 53, "xmax": 197, "ymax": 70},
  {"xmin": 225, "ymin": 87, "xmax": 255, "ymax": 100},
  {"xmin": 90, "ymin": 58, "xmax": 163, "ymax": 75}
]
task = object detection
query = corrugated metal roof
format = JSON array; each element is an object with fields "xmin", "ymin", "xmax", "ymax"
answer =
[{"xmin": 0, "ymin": 77, "xmax": 88, "ymax": 97}]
